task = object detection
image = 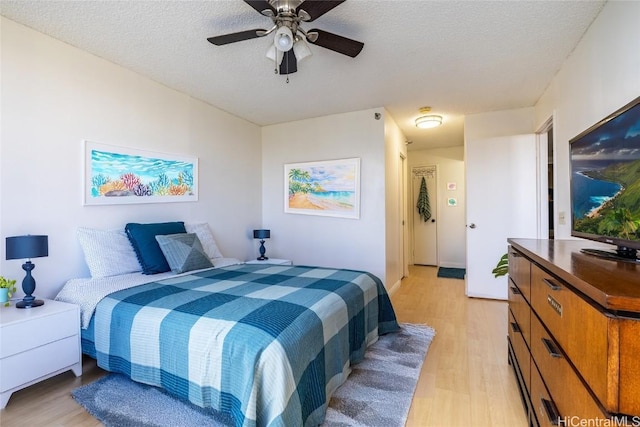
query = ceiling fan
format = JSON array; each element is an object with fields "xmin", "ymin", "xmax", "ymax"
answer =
[{"xmin": 207, "ymin": 0, "xmax": 364, "ymax": 76}]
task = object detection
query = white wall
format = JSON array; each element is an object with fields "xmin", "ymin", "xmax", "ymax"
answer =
[
  {"xmin": 408, "ymin": 146, "xmax": 466, "ymax": 268},
  {"xmin": 464, "ymin": 108, "xmax": 535, "ymax": 141},
  {"xmin": 535, "ymin": 0, "xmax": 640, "ymax": 239},
  {"xmin": 261, "ymin": 108, "xmax": 388, "ymax": 285},
  {"xmin": 384, "ymin": 109, "xmax": 408, "ymax": 289},
  {"xmin": 0, "ymin": 18, "xmax": 262, "ymax": 298}
]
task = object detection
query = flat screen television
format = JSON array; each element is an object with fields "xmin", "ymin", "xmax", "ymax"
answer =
[{"xmin": 570, "ymin": 95, "xmax": 640, "ymax": 263}]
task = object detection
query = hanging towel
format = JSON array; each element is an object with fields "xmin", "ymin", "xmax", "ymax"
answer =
[{"xmin": 417, "ymin": 176, "xmax": 431, "ymax": 222}]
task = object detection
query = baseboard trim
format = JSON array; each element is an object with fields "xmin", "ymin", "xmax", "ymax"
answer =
[{"xmin": 388, "ymin": 279, "xmax": 402, "ymax": 296}]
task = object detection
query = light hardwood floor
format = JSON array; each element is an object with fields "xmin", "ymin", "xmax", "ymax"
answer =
[{"xmin": 0, "ymin": 265, "xmax": 528, "ymax": 426}]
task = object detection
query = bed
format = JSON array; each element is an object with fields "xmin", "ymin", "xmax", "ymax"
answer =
[{"xmin": 56, "ymin": 230, "xmax": 399, "ymax": 427}]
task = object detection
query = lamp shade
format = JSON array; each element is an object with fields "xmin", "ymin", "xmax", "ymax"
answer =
[
  {"xmin": 253, "ymin": 229, "xmax": 271, "ymax": 239},
  {"xmin": 266, "ymin": 45, "xmax": 284, "ymax": 65},
  {"xmin": 293, "ymin": 38, "xmax": 312, "ymax": 62},
  {"xmin": 274, "ymin": 26, "xmax": 294, "ymax": 52},
  {"xmin": 6, "ymin": 235, "xmax": 48, "ymax": 260}
]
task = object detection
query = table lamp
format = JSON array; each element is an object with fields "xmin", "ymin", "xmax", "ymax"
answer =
[
  {"xmin": 5, "ymin": 235, "xmax": 48, "ymax": 308},
  {"xmin": 253, "ymin": 229, "xmax": 270, "ymax": 260}
]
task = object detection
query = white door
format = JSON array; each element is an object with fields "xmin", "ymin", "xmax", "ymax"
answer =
[
  {"xmin": 465, "ymin": 135, "xmax": 538, "ymax": 299},
  {"xmin": 412, "ymin": 166, "xmax": 437, "ymax": 266}
]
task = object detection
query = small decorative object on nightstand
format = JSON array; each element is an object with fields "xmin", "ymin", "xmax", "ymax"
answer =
[
  {"xmin": 253, "ymin": 229, "xmax": 270, "ymax": 260},
  {"xmin": 0, "ymin": 276, "xmax": 17, "ymax": 305},
  {"xmin": 5, "ymin": 235, "xmax": 48, "ymax": 309}
]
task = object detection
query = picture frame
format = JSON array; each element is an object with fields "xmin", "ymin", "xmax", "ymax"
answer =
[
  {"xmin": 83, "ymin": 140, "xmax": 198, "ymax": 205},
  {"xmin": 284, "ymin": 158, "xmax": 360, "ymax": 219}
]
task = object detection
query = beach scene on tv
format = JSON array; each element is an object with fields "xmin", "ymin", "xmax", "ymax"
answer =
[{"xmin": 571, "ymin": 106, "xmax": 640, "ymax": 242}]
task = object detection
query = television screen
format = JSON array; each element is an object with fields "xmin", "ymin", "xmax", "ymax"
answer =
[{"xmin": 570, "ymin": 95, "xmax": 640, "ymax": 261}]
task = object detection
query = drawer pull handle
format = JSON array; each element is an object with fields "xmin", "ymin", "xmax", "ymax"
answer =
[
  {"xmin": 540, "ymin": 397, "xmax": 560, "ymax": 425},
  {"xmin": 510, "ymin": 286, "xmax": 521, "ymax": 295},
  {"xmin": 510, "ymin": 322, "xmax": 521, "ymax": 333},
  {"xmin": 543, "ymin": 278, "xmax": 561, "ymax": 291},
  {"xmin": 542, "ymin": 338, "xmax": 562, "ymax": 358}
]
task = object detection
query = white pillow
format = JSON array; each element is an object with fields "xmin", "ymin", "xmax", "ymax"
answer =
[
  {"xmin": 184, "ymin": 222, "xmax": 223, "ymax": 259},
  {"xmin": 77, "ymin": 227, "xmax": 142, "ymax": 278}
]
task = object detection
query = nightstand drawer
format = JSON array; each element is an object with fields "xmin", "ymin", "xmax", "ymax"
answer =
[
  {"xmin": 1, "ymin": 307, "xmax": 78, "ymax": 358},
  {"xmin": 0, "ymin": 336, "xmax": 79, "ymax": 392},
  {"xmin": 0, "ymin": 300, "xmax": 81, "ymax": 408}
]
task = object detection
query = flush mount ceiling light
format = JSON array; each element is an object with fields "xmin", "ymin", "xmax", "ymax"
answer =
[{"xmin": 415, "ymin": 107, "xmax": 443, "ymax": 129}]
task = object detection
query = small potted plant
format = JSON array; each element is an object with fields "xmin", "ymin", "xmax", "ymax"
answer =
[
  {"xmin": 492, "ymin": 253, "xmax": 509, "ymax": 278},
  {"xmin": 0, "ymin": 276, "xmax": 17, "ymax": 307}
]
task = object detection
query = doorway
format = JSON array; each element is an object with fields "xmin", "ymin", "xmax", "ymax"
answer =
[
  {"xmin": 536, "ymin": 117, "xmax": 554, "ymax": 239},
  {"xmin": 465, "ymin": 134, "xmax": 538, "ymax": 299},
  {"xmin": 412, "ymin": 165, "xmax": 437, "ymax": 266}
]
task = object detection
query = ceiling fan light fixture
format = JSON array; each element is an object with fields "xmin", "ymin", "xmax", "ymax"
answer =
[
  {"xmin": 266, "ymin": 44, "xmax": 283, "ymax": 61},
  {"xmin": 274, "ymin": 26, "xmax": 294, "ymax": 52},
  {"xmin": 266, "ymin": 45, "xmax": 284, "ymax": 73},
  {"xmin": 293, "ymin": 38, "xmax": 312, "ymax": 61}
]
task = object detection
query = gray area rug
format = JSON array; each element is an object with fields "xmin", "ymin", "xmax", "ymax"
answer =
[{"xmin": 72, "ymin": 323, "xmax": 435, "ymax": 427}]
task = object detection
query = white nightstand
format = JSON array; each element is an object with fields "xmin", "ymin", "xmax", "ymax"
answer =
[
  {"xmin": 0, "ymin": 299, "xmax": 82, "ymax": 408},
  {"xmin": 245, "ymin": 258, "xmax": 293, "ymax": 266}
]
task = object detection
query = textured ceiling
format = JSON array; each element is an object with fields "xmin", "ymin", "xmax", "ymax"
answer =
[{"xmin": 0, "ymin": 0, "xmax": 606, "ymax": 151}]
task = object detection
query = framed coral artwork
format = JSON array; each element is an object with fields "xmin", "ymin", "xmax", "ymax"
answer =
[{"xmin": 83, "ymin": 140, "xmax": 198, "ymax": 205}]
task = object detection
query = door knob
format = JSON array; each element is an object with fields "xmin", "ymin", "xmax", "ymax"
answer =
[{"xmin": 469, "ymin": 223, "xmax": 476, "ymax": 229}]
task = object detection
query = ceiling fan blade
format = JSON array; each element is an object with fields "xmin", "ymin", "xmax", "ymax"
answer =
[
  {"xmin": 297, "ymin": 0, "xmax": 346, "ymax": 22},
  {"xmin": 307, "ymin": 28, "xmax": 363, "ymax": 57},
  {"xmin": 207, "ymin": 29, "xmax": 266, "ymax": 46},
  {"xmin": 279, "ymin": 50, "xmax": 298, "ymax": 75},
  {"xmin": 243, "ymin": 0, "xmax": 276, "ymax": 15}
]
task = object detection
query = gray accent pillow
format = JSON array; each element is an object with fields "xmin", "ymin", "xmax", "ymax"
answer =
[{"xmin": 155, "ymin": 233, "xmax": 213, "ymax": 274}]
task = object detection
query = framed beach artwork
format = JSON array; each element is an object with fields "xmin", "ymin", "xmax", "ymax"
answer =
[
  {"xmin": 284, "ymin": 158, "xmax": 361, "ymax": 219},
  {"xmin": 83, "ymin": 140, "xmax": 198, "ymax": 205}
]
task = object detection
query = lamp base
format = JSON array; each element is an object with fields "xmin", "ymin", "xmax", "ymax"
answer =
[
  {"xmin": 16, "ymin": 299, "xmax": 45, "ymax": 309},
  {"xmin": 256, "ymin": 256, "xmax": 269, "ymax": 261}
]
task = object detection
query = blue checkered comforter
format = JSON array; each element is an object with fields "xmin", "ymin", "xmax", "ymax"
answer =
[{"xmin": 93, "ymin": 263, "xmax": 399, "ymax": 427}]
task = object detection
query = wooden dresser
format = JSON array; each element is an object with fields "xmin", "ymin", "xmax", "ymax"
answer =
[{"xmin": 507, "ymin": 239, "xmax": 640, "ymax": 427}]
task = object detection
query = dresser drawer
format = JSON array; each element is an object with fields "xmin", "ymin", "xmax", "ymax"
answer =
[
  {"xmin": 509, "ymin": 309, "xmax": 531, "ymax": 395},
  {"xmin": 618, "ymin": 318, "xmax": 640, "ymax": 415},
  {"xmin": 530, "ymin": 264, "xmax": 615, "ymax": 411},
  {"xmin": 531, "ymin": 363, "xmax": 559, "ymax": 427},
  {"xmin": 509, "ymin": 247, "xmax": 531, "ymax": 303},
  {"xmin": 509, "ymin": 277, "xmax": 531, "ymax": 348},
  {"xmin": 531, "ymin": 313, "xmax": 607, "ymax": 422}
]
